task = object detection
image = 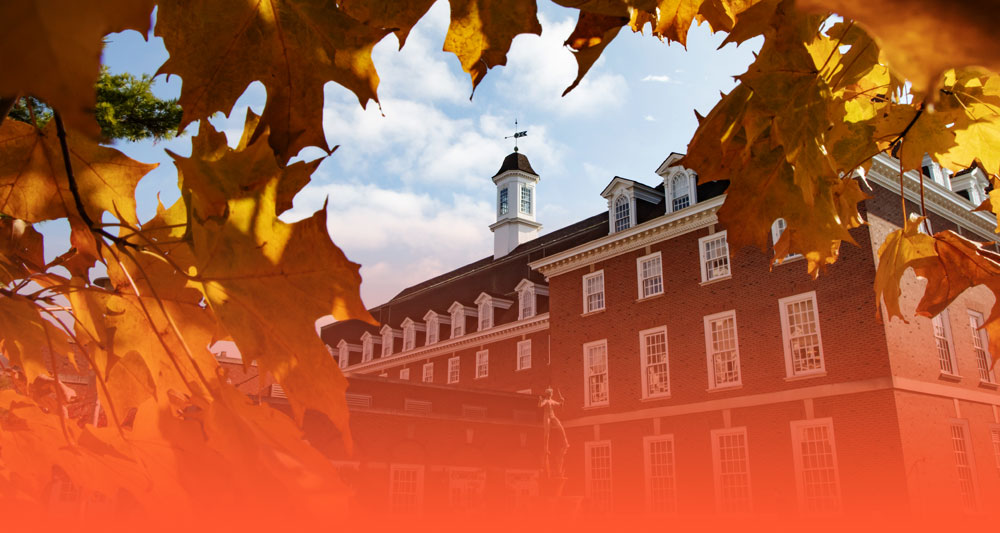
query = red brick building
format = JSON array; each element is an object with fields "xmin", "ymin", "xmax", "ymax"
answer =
[{"xmin": 321, "ymin": 150, "xmax": 1000, "ymax": 518}]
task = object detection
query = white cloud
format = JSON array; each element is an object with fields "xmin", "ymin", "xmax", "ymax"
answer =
[
  {"xmin": 642, "ymin": 74, "xmax": 673, "ymax": 83},
  {"xmin": 283, "ymin": 181, "xmax": 495, "ymax": 306},
  {"xmin": 644, "ymin": 115, "xmax": 656, "ymax": 122},
  {"xmin": 499, "ymin": 15, "xmax": 627, "ymax": 115}
]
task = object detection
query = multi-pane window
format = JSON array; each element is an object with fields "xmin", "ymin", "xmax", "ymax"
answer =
[
  {"xmin": 583, "ymin": 271, "xmax": 605, "ymax": 313},
  {"xmin": 968, "ymin": 311, "xmax": 996, "ymax": 383},
  {"xmin": 643, "ymin": 435, "xmax": 677, "ymax": 513},
  {"xmin": 399, "ymin": 368, "xmax": 410, "ymax": 380},
  {"xmin": 499, "ymin": 187, "xmax": 509, "ymax": 215},
  {"xmin": 519, "ymin": 288, "xmax": 534, "ymax": 319},
  {"xmin": 478, "ymin": 300, "xmax": 492, "ymax": 330},
  {"xmin": 585, "ymin": 441, "xmax": 613, "ymax": 512},
  {"xmin": 791, "ymin": 419, "xmax": 841, "ymax": 513},
  {"xmin": 712, "ymin": 427, "xmax": 752, "ymax": 513},
  {"xmin": 771, "ymin": 218, "xmax": 802, "ymax": 261},
  {"xmin": 475, "ymin": 350, "xmax": 489, "ymax": 379},
  {"xmin": 339, "ymin": 344, "xmax": 349, "ymax": 369},
  {"xmin": 426, "ymin": 315, "xmax": 439, "ymax": 345},
  {"xmin": 362, "ymin": 336, "xmax": 374, "ymax": 362},
  {"xmin": 671, "ymin": 174, "xmax": 691, "ymax": 212},
  {"xmin": 779, "ymin": 292, "xmax": 825, "ymax": 377},
  {"xmin": 421, "ymin": 362, "xmax": 434, "ymax": 383},
  {"xmin": 390, "ymin": 465, "xmax": 424, "ymax": 513},
  {"xmin": 448, "ymin": 357, "xmax": 460, "ymax": 384},
  {"xmin": 520, "ymin": 185, "xmax": 532, "ymax": 214},
  {"xmin": 932, "ymin": 311, "xmax": 958, "ymax": 375},
  {"xmin": 699, "ymin": 232, "xmax": 731, "ymax": 282},
  {"xmin": 451, "ymin": 308, "xmax": 465, "ymax": 337},
  {"xmin": 584, "ymin": 340, "xmax": 609, "ymax": 407},
  {"xmin": 704, "ymin": 311, "xmax": 741, "ymax": 388},
  {"xmin": 613, "ymin": 195, "xmax": 631, "ymax": 232},
  {"xmin": 517, "ymin": 340, "xmax": 532, "ymax": 371},
  {"xmin": 637, "ymin": 252, "xmax": 663, "ymax": 299},
  {"xmin": 640, "ymin": 327, "xmax": 670, "ymax": 398},
  {"xmin": 382, "ymin": 329, "xmax": 394, "ymax": 357},
  {"xmin": 403, "ymin": 324, "xmax": 415, "ymax": 352},
  {"xmin": 950, "ymin": 421, "xmax": 979, "ymax": 512}
]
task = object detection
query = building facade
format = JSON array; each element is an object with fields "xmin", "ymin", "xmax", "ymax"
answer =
[{"xmin": 320, "ymin": 151, "xmax": 1000, "ymax": 518}]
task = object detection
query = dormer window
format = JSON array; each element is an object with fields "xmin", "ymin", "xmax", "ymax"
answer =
[
  {"xmin": 361, "ymin": 333, "xmax": 378, "ymax": 363},
  {"xmin": 474, "ymin": 293, "xmax": 512, "ymax": 331},
  {"xmin": 515, "ymin": 279, "xmax": 548, "ymax": 320},
  {"xmin": 449, "ymin": 303, "xmax": 470, "ymax": 338},
  {"xmin": 478, "ymin": 298, "xmax": 493, "ymax": 330},
  {"xmin": 338, "ymin": 342, "xmax": 349, "ymax": 369},
  {"xmin": 671, "ymin": 173, "xmax": 691, "ymax": 212},
  {"xmin": 613, "ymin": 195, "xmax": 631, "ymax": 232},
  {"xmin": 402, "ymin": 321, "xmax": 415, "ymax": 352},
  {"xmin": 423, "ymin": 310, "xmax": 449, "ymax": 345},
  {"xmin": 380, "ymin": 326, "xmax": 396, "ymax": 357},
  {"xmin": 499, "ymin": 187, "xmax": 509, "ymax": 215}
]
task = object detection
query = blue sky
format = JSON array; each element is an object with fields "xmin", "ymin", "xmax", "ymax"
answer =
[{"xmin": 80, "ymin": 2, "xmax": 760, "ymax": 309}]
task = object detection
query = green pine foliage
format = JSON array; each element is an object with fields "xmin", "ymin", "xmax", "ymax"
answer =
[{"xmin": 8, "ymin": 67, "xmax": 182, "ymax": 142}]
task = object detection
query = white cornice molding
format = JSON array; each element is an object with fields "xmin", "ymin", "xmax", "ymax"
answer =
[
  {"xmin": 530, "ymin": 195, "xmax": 725, "ymax": 278},
  {"xmin": 868, "ymin": 154, "xmax": 996, "ymax": 241},
  {"xmin": 345, "ymin": 313, "xmax": 550, "ymax": 374}
]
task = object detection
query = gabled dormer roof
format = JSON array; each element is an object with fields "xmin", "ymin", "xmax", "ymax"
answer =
[
  {"xmin": 360, "ymin": 331, "xmax": 381, "ymax": 344},
  {"xmin": 449, "ymin": 301, "xmax": 477, "ymax": 314},
  {"xmin": 474, "ymin": 291, "xmax": 514, "ymax": 307},
  {"xmin": 655, "ymin": 152, "xmax": 685, "ymax": 175},
  {"xmin": 379, "ymin": 324, "xmax": 399, "ymax": 336},
  {"xmin": 337, "ymin": 339, "xmax": 361, "ymax": 351},
  {"xmin": 400, "ymin": 317, "xmax": 425, "ymax": 330},
  {"xmin": 515, "ymin": 278, "xmax": 549, "ymax": 295},
  {"xmin": 600, "ymin": 176, "xmax": 663, "ymax": 203}
]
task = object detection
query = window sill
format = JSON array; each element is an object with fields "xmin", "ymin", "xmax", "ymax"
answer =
[
  {"xmin": 641, "ymin": 394, "xmax": 671, "ymax": 402},
  {"xmin": 784, "ymin": 371, "xmax": 827, "ymax": 382},
  {"xmin": 583, "ymin": 403, "xmax": 610, "ymax": 410},
  {"xmin": 773, "ymin": 254, "xmax": 804, "ymax": 266},
  {"xmin": 978, "ymin": 380, "xmax": 999, "ymax": 390},
  {"xmin": 938, "ymin": 372, "xmax": 962, "ymax": 382},
  {"xmin": 707, "ymin": 384, "xmax": 743, "ymax": 393},
  {"xmin": 516, "ymin": 366, "xmax": 532, "ymax": 372},
  {"xmin": 636, "ymin": 292, "xmax": 665, "ymax": 303},
  {"xmin": 581, "ymin": 308, "xmax": 606, "ymax": 318},
  {"xmin": 700, "ymin": 275, "xmax": 732, "ymax": 286}
]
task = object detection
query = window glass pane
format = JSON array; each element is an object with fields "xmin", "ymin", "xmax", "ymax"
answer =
[
  {"xmin": 586, "ymin": 343, "xmax": 609, "ymax": 405},
  {"xmin": 672, "ymin": 175, "xmax": 690, "ymax": 211},
  {"xmin": 715, "ymin": 431, "xmax": 751, "ymax": 513},
  {"xmin": 499, "ymin": 187, "xmax": 508, "ymax": 215},
  {"xmin": 785, "ymin": 298, "xmax": 823, "ymax": 374},
  {"xmin": 640, "ymin": 256, "xmax": 663, "ymax": 298},
  {"xmin": 702, "ymin": 235, "xmax": 730, "ymax": 281},
  {"xmin": 709, "ymin": 316, "xmax": 740, "ymax": 387},
  {"xmin": 520, "ymin": 186, "xmax": 531, "ymax": 214},
  {"xmin": 646, "ymin": 438, "xmax": 676, "ymax": 513},
  {"xmin": 795, "ymin": 423, "xmax": 840, "ymax": 512},
  {"xmin": 643, "ymin": 330, "xmax": 669, "ymax": 396},
  {"xmin": 614, "ymin": 196, "xmax": 630, "ymax": 232},
  {"xmin": 587, "ymin": 443, "xmax": 613, "ymax": 512}
]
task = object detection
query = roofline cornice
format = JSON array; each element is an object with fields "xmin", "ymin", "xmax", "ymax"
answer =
[
  {"xmin": 529, "ymin": 195, "xmax": 724, "ymax": 277},
  {"xmin": 345, "ymin": 313, "xmax": 550, "ymax": 374},
  {"xmin": 868, "ymin": 154, "xmax": 995, "ymax": 241}
]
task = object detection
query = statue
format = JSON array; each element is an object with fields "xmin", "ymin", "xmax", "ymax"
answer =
[{"xmin": 539, "ymin": 387, "xmax": 569, "ymax": 479}]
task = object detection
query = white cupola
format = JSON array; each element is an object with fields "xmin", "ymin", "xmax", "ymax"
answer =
[{"xmin": 489, "ymin": 151, "xmax": 542, "ymax": 259}]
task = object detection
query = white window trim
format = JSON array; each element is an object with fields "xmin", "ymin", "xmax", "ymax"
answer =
[
  {"xmin": 990, "ymin": 424, "xmax": 1000, "ymax": 472},
  {"xmin": 968, "ymin": 310, "xmax": 998, "ymax": 384},
  {"xmin": 519, "ymin": 286, "xmax": 535, "ymax": 320},
  {"xmin": 389, "ymin": 464, "xmax": 425, "ymax": 514},
  {"xmin": 583, "ymin": 339, "xmax": 610, "ymax": 408},
  {"xmin": 478, "ymin": 298, "xmax": 493, "ymax": 331},
  {"xmin": 425, "ymin": 315, "xmax": 439, "ymax": 345},
  {"xmin": 399, "ymin": 368, "xmax": 410, "ymax": 380},
  {"xmin": 338, "ymin": 343, "xmax": 349, "ymax": 369},
  {"xmin": 932, "ymin": 310, "xmax": 960, "ymax": 378},
  {"xmin": 703, "ymin": 310, "xmax": 742, "ymax": 390},
  {"xmin": 584, "ymin": 440, "xmax": 613, "ymax": 510},
  {"xmin": 949, "ymin": 418, "xmax": 981, "ymax": 513},
  {"xmin": 711, "ymin": 426, "xmax": 753, "ymax": 513},
  {"xmin": 778, "ymin": 291, "xmax": 826, "ymax": 379},
  {"xmin": 517, "ymin": 339, "xmax": 532, "ymax": 371},
  {"xmin": 639, "ymin": 326, "xmax": 670, "ymax": 399},
  {"xmin": 422, "ymin": 362, "xmax": 434, "ymax": 383},
  {"xmin": 475, "ymin": 350, "xmax": 489, "ymax": 379},
  {"xmin": 636, "ymin": 251, "xmax": 664, "ymax": 300},
  {"xmin": 771, "ymin": 218, "xmax": 803, "ymax": 262},
  {"xmin": 612, "ymin": 193, "xmax": 633, "ymax": 233},
  {"xmin": 642, "ymin": 434, "xmax": 677, "ymax": 513},
  {"xmin": 582, "ymin": 270, "xmax": 606, "ymax": 314},
  {"xmin": 447, "ymin": 356, "xmax": 460, "ymax": 384},
  {"xmin": 519, "ymin": 184, "xmax": 533, "ymax": 215},
  {"xmin": 699, "ymin": 231, "xmax": 731, "ymax": 283},
  {"xmin": 790, "ymin": 418, "xmax": 842, "ymax": 513},
  {"xmin": 666, "ymin": 171, "xmax": 697, "ymax": 214}
]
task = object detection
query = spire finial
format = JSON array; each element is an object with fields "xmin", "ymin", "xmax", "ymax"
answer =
[{"xmin": 505, "ymin": 117, "xmax": 527, "ymax": 152}]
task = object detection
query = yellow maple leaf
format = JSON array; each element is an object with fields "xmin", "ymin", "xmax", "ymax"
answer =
[
  {"xmin": 0, "ymin": 295, "xmax": 74, "ymax": 385},
  {"xmin": 444, "ymin": 0, "xmax": 542, "ymax": 92},
  {"xmin": 873, "ymin": 214, "xmax": 938, "ymax": 322},
  {"xmin": 156, "ymin": 0, "xmax": 390, "ymax": 162},
  {"xmin": 340, "ymin": 0, "xmax": 437, "ymax": 49},
  {"xmin": 562, "ymin": 12, "xmax": 629, "ymax": 96},
  {"xmin": 0, "ymin": 219, "xmax": 44, "ymax": 285}
]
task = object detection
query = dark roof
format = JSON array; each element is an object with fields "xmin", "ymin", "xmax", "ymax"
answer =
[{"xmin": 492, "ymin": 151, "xmax": 537, "ymax": 178}]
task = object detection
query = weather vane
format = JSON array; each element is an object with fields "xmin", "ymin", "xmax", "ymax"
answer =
[{"xmin": 505, "ymin": 118, "xmax": 527, "ymax": 152}]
